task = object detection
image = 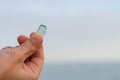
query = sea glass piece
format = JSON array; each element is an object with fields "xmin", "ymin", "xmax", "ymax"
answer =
[{"xmin": 37, "ymin": 24, "xmax": 47, "ymax": 36}]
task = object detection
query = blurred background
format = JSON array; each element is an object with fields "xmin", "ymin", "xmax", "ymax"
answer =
[{"xmin": 0, "ymin": 0, "xmax": 120, "ymax": 80}]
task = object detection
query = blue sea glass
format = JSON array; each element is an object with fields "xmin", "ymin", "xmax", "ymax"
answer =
[{"xmin": 37, "ymin": 24, "xmax": 47, "ymax": 36}]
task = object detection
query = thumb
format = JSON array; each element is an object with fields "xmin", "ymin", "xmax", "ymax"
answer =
[{"xmin": 17, "ymin": 32, "xmax": 43, "ymax": 62}]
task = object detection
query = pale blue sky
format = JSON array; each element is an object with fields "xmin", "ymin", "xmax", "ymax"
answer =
[{"xmin": 0, "ymin": 0, "xmax": 120, "ymax": 63}]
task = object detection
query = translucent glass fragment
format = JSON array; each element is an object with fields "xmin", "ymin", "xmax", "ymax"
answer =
[{"xmin": 37, "ymin": 24, "xmax": 47, "ymax": 36}]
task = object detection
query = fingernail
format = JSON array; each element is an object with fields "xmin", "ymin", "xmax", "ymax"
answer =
[{"xmin": 30, "ymin": 37, "xmax": 39, "ymax": 47}]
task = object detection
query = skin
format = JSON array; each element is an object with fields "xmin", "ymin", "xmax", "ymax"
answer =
[{"xmin": 0, "ymin": 32, "xmax": 44, "ymax": 80}]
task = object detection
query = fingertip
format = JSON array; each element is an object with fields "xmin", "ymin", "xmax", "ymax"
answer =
[
  {"xmin": 17, "ymin": 35, "xmax": 28, "ymax": 45},
  {"xmin": 30, "ymin": 32, "xmax": 44, "ymax": 44},
  {"xmin": 30, "ymin": 32, "xmax": 36, "ymax": 37}
]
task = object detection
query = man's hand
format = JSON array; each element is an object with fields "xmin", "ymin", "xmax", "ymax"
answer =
[{"xmin": 0, "ymin": 32, "xmax": 44, "ymax": 80}]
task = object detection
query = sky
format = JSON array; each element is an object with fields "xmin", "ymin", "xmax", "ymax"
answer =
[{"xmin": 0, "ymin": 0, "xmax": 120, "ymax": 63}]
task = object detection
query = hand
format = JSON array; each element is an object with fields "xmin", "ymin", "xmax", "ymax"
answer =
[{"xmin": 0, "ymin": 32, "xmax": 44, "ymax": 80}]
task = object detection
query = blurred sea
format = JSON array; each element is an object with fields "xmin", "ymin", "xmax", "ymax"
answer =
[{"xmin": 39, "ymin": 62, "xmax": 120, "ymax": 80}]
